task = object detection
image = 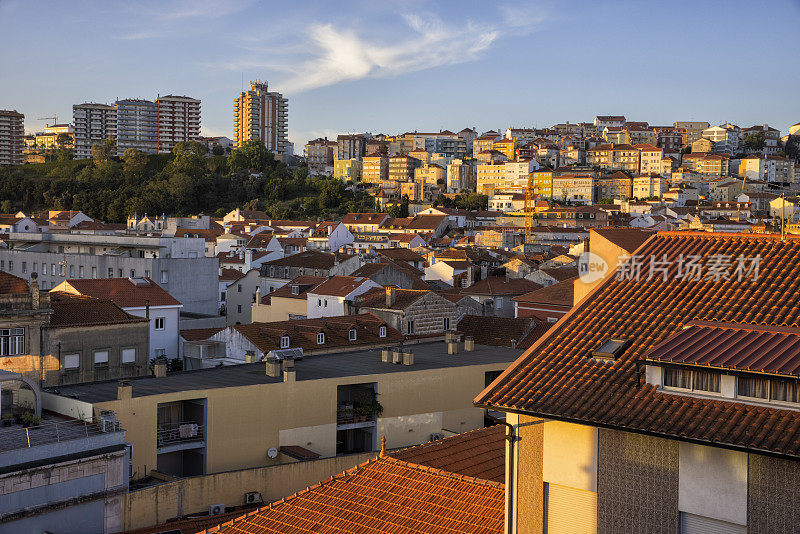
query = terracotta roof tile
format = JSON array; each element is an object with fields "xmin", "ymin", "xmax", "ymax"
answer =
[
  {"xmin": 462, "ymin": 276, "xmax": 542, "ymax": 296},
  {"xmin": 0, "ymin": 271, "xmax": 29, "ymax": 294},
  {"xmin": 308, "ymin": 276, "xmax": 371, "ymax": 297},
  {"xmin": 513, "ymin": 277, "xmax": 576, "ymax": 307},
  {"xmin": 458, "ymin": 314, "xmax": 544, "ymax": 348},
  {"xmin": 392, "ymin": 425, "xmax": 506, "ymax": 483},
  {"xmin": 200, "ymin": 455, "xmax": 504, "ymax": 534},
  {"xmin": 49, "ymin": 292, "xmax": 148, "ymax": 328},
  {"xmin": 57, "ymin": 277, "xmax": 181, "ymax": 308},
  {"xmin": 476, "ymin": 232, "xmax": 800, "ymax": 459}
]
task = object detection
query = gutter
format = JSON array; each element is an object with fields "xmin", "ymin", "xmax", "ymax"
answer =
[{"xmin": 485, "ymin": 412, "xmax": 515, "ymax": 534}]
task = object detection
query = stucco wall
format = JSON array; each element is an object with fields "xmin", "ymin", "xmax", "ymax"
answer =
[
  {"xmin": 678, "ymin": 442, "xmax": 747, "ymax": 526},
  {"xmin": 122, "ymin": 451, "xmax": 376, "ymax": 532},
  {"xmin": 542, "ymin": 420, "xmax": 597, "ymax": 492},
  {"xmin": 514, "ymin": 415, "xmax": 544, "ymax": 534}
]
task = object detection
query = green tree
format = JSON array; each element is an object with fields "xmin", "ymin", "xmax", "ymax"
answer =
[
  {"xmin": 122, "ymin": 149, "xmax": 147, "ymax": 173},
  {"xmin": 228, "ymin": 140, "xmax": 273, "ymax": 173},
  {"xmin": 387, "ymin": 195, "xmax": 409, "ymax": 218},
  {"xmin": 745, "ymin": 132, "xmax": 766, "ymax": 151},
  {"xmin": 91, "ymin": 139, "xmax": 117, "ymax": 164},
  {"xmin": 56, "ymin": 133, "xmax": 71, "ymax": 149}
]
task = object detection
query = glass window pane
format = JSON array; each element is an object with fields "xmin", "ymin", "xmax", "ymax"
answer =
[
  {"xmin": 693, "ymin": 371, "xmax": 720, "ymax": 393},
  {"xmin": 738, "ymin": 376, "xmax": 768, "ymax": 398},
  {"xmin": 664, "ymin": 367, "xmax": 691, "ymax": 389}
]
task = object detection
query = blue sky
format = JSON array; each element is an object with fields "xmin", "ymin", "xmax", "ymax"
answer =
[{"xmin": 1, "ymin": 0, "xmax": 799, "ymax": 147}]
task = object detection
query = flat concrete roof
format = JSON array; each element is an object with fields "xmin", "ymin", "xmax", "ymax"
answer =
[{"xmin": 46, "ymin": 342, "xmax": 519, "ymax": 404}]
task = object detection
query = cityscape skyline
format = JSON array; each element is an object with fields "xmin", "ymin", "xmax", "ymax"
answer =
[{"xmin": 2, "ymin": 0, "xmax": 799, "ymax": 147}]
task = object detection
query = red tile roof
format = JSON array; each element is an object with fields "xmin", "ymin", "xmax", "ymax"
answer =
[
  {"xmin": 200, "ymin": 455, "xmax": 503, "ymax": 534},
  {"xmin": 266, "ymin": 276, "xmax": 326, "ymax": 301},
  {"xmin": 58, "ymin": 277, "xmax": 181, "ymax": 308},
  {"xmin": 356, "ymin": 286, "xmax": 429, "ymax": 310},
  {"xmin": 49, "ymin": 292, "xmax": 149, "ymax": 328},
  {"xmin": 462, "ymin": 276, "xmax": 542, "ymax": 296},
  {"xmin": 592, "ymin": 227, "xmax": 653, "ymax": 254},
  {"xmin": 307, "ymin": 276, "xmax": 371, "ymax": 297},
  {"xmin": 0, "ymin": 271, "xmax": 29, "ymax": 294},
  {"xmin": 513, "ymin": 277, "xmax": 576, "ymax": 307},
  {"xmin": 457, "ymin": 314, "xmax": 545, "ymax": 349},
  {"xmin": 642, "ymin": 320, "xmax": 800, "ymax": 377},
  {"xmin": 476, "ymin": 232, "xmax": 800, "ymax": 458},
  {"xmin": 392, "ymin": 425, "xmax": 506, "ymax": 483}
]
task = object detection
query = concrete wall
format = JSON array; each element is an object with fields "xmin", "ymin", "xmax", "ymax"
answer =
[
  {"xmin": 0, "ymin": 249, "xmax": 219, "ymax": 315},
  {"xmin": 597, "ymin": 428, "xmax": 679, "ymax": 533},
  {"xmin": 511, "ymin": 414, "xmax": 545, "ymax": 534},
  {"xmin": 225, "ymin": 270, "xmax": 260, "ymax": 325},
  {"xmin": 85, "ymin": 360, "xmax": 507, "ymax": 479},
  {"xmin": 122, "ymin": 451, "xmax": 375, "ymax": 532},
  {"xmin": 44, "ymin": 321, "xmax": 149, "ymax": 386}
]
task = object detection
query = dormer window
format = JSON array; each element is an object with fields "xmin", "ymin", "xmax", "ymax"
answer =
[
  {"xmin": 317, "ymin": 332, "xmax": 325, "ymax": 344},
  {"xmin": 291, "ymin": 285, "xmax": 299, "ymax": 295},
  {"xmin": 280, "ymin": 335, "xmax": 290, "ymax": 349},
  {"xmin": 379, "ymin": 326, "xmax": 387, "ymax": 338},
  {"xmin": 348, "ymin": 328, "xmax": 357, "ymax": 341}
]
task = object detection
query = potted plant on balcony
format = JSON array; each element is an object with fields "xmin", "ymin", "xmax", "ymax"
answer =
[{"xmin": 353, "ymin": 390, "xmax": 384, "ymax": 422}]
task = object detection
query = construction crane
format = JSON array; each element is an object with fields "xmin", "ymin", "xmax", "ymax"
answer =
[{"xmin": 37, "ymin": 115, "xmax": 58, "ymax": 127}]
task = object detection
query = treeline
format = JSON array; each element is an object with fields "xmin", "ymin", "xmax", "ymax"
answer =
[{"xmin": 0, "ymin": 141, "xmax": 377, "ymax": 222}]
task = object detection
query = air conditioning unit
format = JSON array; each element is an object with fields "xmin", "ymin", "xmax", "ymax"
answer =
[
  {"xmin": 245, "ymin": 491, "xmax": 262, "ymax": 505},
  {"xmin": 430, "ymin": 433, "xmax": 443, "ymax": 442},
  {"xmin": 209, "ymin": 503, "xmax": 225, "ymax": 516}
]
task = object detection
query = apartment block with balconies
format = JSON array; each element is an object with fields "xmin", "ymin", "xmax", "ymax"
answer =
[
  {"xmin": 233, "ymin": 81, "xmax": 288, "ymax": 154},
  {"xmin": 73, "ymin": 103, "xmax": 117, "ymax": 159},
  {"xmin": 0, "ymin": 109, "xmax": 25, "ymax": 165},
  {"xmin": 156, "ymin": 95, "xmax": 201, "ymax": 153},
  {"xmin": 115, "ymin": 99, "xmax": 158, "ymax": 156}
]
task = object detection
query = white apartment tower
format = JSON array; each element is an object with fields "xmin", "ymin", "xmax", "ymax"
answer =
[
  {"xmin": 115, "ymin": 99, "xmax": 158, "ymax": 156},
  {"xmin": 156, "ymin": 95, "xmax": 201, "ymax": 153},
  {"xmin": 0, "ymin": 109, "xmax": 25, "ymax": 165},
  {"xmin": 72, "ymin": 103, "xmax": 117, "ymax": 159},
  {"xmin": 233, "ymin": 81, "xmax": 288, "ymax": 154}
]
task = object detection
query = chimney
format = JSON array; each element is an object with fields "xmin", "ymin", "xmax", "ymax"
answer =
[
  {"xmin": 284, "ymin": 368, "xmax": 296, "ymax": 383},
  {"xmin": 447, "ymin": 340, "xmax": 458, "ymax": 355},
  {"xmin": 29, "ymin": 272, "xmax": 40, "ymax": 308},
  {"xmin": 381, "ymin": 348, "xmax": 391, "ymax": 363},
  {"xmin": 402, "ymin": 350, "xmax": 414, "ymax": 366},
  {"xmin": 153, "ymin": 361, "xmax": 167, "ymax": 378},
  {"xmin": 245, "ymin": 350, "xmax": 256, "ymax": 364},
  {"xmin": 117, "ymin": 381, "xmax": 132, "ymax": 400},
  {"xmin": 385, "ymin": 287, "xmax": 396, "ymax": 307},
  {"xmin": 283, "ymin": 357, "xmax": 295, "ymax": 372},
  {"xmin": 266, "ymin": 358, "xmax": 282, "ymax": 377},
  {"xmin": 464, "ymin": 336, "xmax": 475, "ymax": 351}
]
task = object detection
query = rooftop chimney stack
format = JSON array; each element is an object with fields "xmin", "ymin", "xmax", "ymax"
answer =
[
  {"xmin": 464, "ymin": 336, "xmax": 475, "ymax": 351},
  {"xmin": 245, "ymin": 350, "xmax": 256, "ymax": 364},
  {"xmin": 117, "ymin": 380, "xmax": 132, "ymax": 400},
  {"xmin": 266, "ymin": 358, "xmax": 282, "ymax": 377},
  {"xmin": 402, "ymin": 350, "xmax": 414, "ymax": 366},
  {"xmin": 386, "ymin": 287, "xmax": 396, "ymax": 307},
  {"xmin": 153, "ymin": 361, "xmax": 167, "ymax": 378},
  {"xmin": 447, "ymin": 340, "xmax": 458, "ymax": 355}
]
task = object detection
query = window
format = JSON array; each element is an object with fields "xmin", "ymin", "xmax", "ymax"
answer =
[
  {"xmin": 64, "ymin": 353, "xmax": 80, "ymax": 369},
  {"xmin": 284, "ymin": 267, "xmax": 289, "ymax": 277},
  {"xmin": 221, "ymin": 291, "xmax": 226, "ymax": 301},
  {"xmin": 349, "ymin": 328, "xmax": 357, "ymax": 341},
  {"xmin": 237, "ymin": 284, "xmax": 242, "ymax": 293},
  {"xmin": 108, "ymin": 267, "xmax": 114, "ymax": 277},
  {"xmin": 0, "ymin": 328, "xmax": 24, "ymax": 355},
  {"xmin": 118, "ymin": 269, "xmax": 123, "ymax": 277},
  {"xmin": 237, "ymin": 305, "xmax": 242, "ymax": 313},
  {"xmin": 154, "ymin": 317, "xmax": 165, "ymax": 330},
  {"xmin": 130, "ymin": 269, "xmax": 136, "ymax": 278},
  {"xmin": 738, "ymin": 376, "xmax": 769, "ymax": 399},
  {"xmin": 280, "ymin": 335, "xmax": 290, "ymax": 349},
  {"xmin": 407, "ymin": 320, "xmax": 415, "ymax": 334},
  {"xmin": 291, "ymin": 285, "xmax": 299, "ymax": 295},
  {"xmin": 144, "ymin": 270, "xmax": 150, "ymax": 278},
  {"xmin": 692, "ymin": 370, "xmax": 720, "ymax": 393},
  {"xmin": 94, "ymin": 350, "xmax": 109, "ymax": 365},
  {"xmin": 324, "ymin": 299, "xmax": 328, "ymax": 307},
  {"xmin": 121, "ymin": 348, "xmax": 136, "ymax": 364},
  {"xmin": 33, "ymin": 262, "xmax": 37, "ymax": 274},
  {"xmin": 663, "ymin": 367, "xmax": 691, "ymax": 389},
  {"xmin": 160, "ymin": 270, "xmax": 168, "ymax": 283},
  {"xmin": 155, "ymin": 348, "xmax": 166, "ymax": 357},
  {"xmin": 317, "ymin": 332, "xmax": 325, "ymax": 344},
  {"xmin": 8, "ymin": 260, "xmax": 12, "ymax": 272},
  {"xmin": 443, "ymin": 317, "xmax": 450, "ymax": 331},
  {"xmin": 379, "ymin": 326, "xmax": 387, "ymax": 338},
  {"xmin": 317, "ymin": 299, "xmax": 322, "ymax": 306},
  {"xmin": 772, "ymin": 380, "xmax": 800, "ymax": 403},
  {"xmin": 79, "ymin": 265, "xmax": 85, "ymax": 278},
  {"xmin": 91, "ymin": 266, "xmax": 97, "ymax": 278}
]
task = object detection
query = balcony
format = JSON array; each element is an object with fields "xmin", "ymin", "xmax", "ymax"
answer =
[{"xmin": 156, "ymin": 421, "xmax": 205, "ymax": 448}]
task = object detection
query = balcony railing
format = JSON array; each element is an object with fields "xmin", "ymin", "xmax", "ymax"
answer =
[
  {"xmin": 336, "ymin": 405, "xmax": 377, "ymax": 425},
  {"xmin": 156, "ymin": 422, "xmax": 205, "ymax": 447},
  {"xmin": 0, "ymin": 419, "xmax": 118, "ymax": 453}
]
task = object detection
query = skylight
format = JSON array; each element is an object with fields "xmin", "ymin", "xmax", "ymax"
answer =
[{"xmin": 592, "ymin": 338, "xmax": 630, "ymax": 360}]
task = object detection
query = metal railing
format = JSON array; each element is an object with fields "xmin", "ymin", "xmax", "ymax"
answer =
[
  {"xmin": 0, "ymin": 419, "xmax": 115, "ymax": 453},
  {"xmin": 156, "ymin": 422, "xmax": 205, "ymax": 448},
  {"xmin": 336, "ymin": 405, "xmax": 377, "ymax": 425}
]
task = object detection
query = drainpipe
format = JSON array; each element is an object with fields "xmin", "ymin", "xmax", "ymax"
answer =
[{"xmin": 486, "ymin": 412, "xmax": 515, "ymax": 534}]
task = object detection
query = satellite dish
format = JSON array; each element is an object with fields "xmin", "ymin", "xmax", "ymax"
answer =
[{"xmin": 267, "ymin": 447, "xmax": 278, "ymax": 459}]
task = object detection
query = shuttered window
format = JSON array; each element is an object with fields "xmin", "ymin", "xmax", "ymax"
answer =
[
  {"xmin": 545, "ymin": 483, "xmax": 597, "ymax": 534},
  {"xmin": 680, "ymin": 512, "xmax": 746, "ymax": 534}
]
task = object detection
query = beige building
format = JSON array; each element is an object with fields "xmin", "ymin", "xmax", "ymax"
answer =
[
  {"xmin": 674, "ymin": 120, "xmax": 710, "ymax": 144},
  {"xmin": 362, "ymin": 152, "xmax": 389, "ymax": 184},
  {"xmin": 0, "ymin": 109, "xmax": 25, "ymax": 165},
  {"xmin": 304, "ymin": 138, "xmax": 336, "ymax": 174},
  {"xmin": 251, "ymin": 275, "xmax": 325, "ymax": 322},
  {"xmin": 477, "ymin": 163, "xmax": 507, "ymax": 195},
  {"xmin": 233, "ymin": 81, "xmax": 288, "ymax": 153},
  {"xmin": 45, "ymin": 337, "xmax": 519, "ymax": 480},
  {"xmin": 414, "ymin": 163, "xmax": 445, "ymax": 186},
  {"xmin": 447, "ymin": 158, "xmax": 476, "ymax": 192}
]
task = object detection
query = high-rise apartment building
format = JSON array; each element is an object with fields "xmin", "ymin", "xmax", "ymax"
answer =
[
  {"xmin": 73, "ymin": 103, "xmax": 117, "ymax": 159},
  {"xmin": 156, "ymin": 95, "xmax": 201, "ymax": 153},
  {"xmin": 0, "ymin": 109, "xmax": 25, "ymax": 165},
  {"xmin": 233, "ymin": 81, "xmax": 288, "ymax": 154},
  {"xmin": 115, "ymin": 99, "xmax": 158, "ymax": 156},
  {"xmin": 337, "ymin": 134, "xmax": 366, "ymax": 161}
]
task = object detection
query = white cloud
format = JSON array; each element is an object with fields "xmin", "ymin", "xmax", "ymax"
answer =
[{"xmin": 220, "ymin": 3, "xmax": 549, "ymax": 94}]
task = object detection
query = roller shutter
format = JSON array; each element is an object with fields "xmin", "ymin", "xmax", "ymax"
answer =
[{"xmin": 545, "ymin": 482, "xmax": 597, "ymax": 534}]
